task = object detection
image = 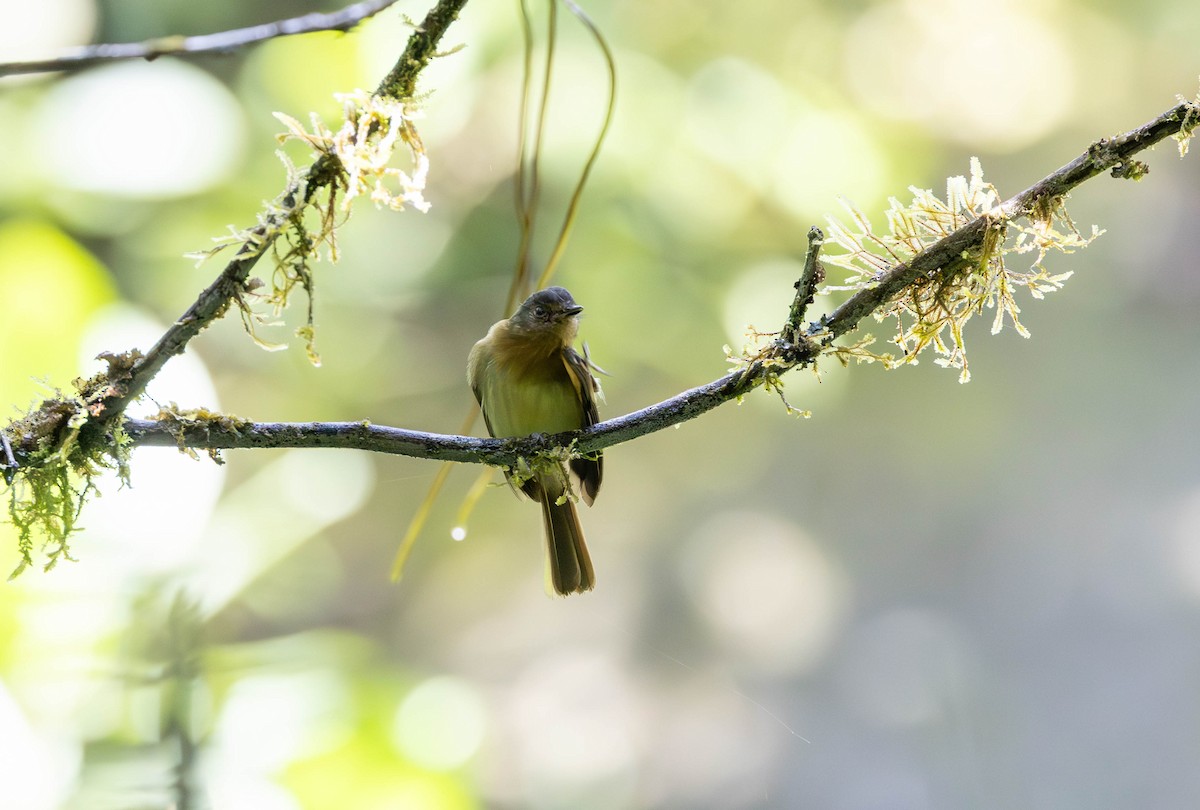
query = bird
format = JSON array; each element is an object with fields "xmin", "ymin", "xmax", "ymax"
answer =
[{"xmin": 467, "ymin": 286, "xmax": 603, "ymax": 595}]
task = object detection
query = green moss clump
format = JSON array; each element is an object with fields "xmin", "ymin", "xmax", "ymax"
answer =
[{"xmin": 2, "ymin": 352, "xmax": 142, "ymax": 577}]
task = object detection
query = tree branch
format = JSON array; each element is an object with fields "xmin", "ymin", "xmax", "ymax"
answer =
[
  {"xmin": 1, "ymin": 0, "xmax": 474, "ymax": 574},
  {"xmin": 820, "ymin": 100, "xmax": 1197, "ymax": 341},
  {"xmin": 120, "ymin": 357, "xmax": 787, "ymax": 466},
  {"xmin": 0, "ymin": 0, "xmax": 404, "ymax": 77},
  {"xmin": 115, "ymin": 97, "xmax": 1199, "ymax": 466},
  {"xmin": 66, "ymin": 0, "xmax": 469, "ymax": 447}
]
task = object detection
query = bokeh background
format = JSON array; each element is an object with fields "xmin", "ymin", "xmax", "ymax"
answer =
[{"xmin": 3, "ymin": 0, "xmax": 1200, "ymax": 808}]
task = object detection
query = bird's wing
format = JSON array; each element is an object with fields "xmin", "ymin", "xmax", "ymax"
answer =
[
  {"xmin": 467, "ymin": 339, "xmax": 499, "ymax": 438},
  {"xmin": 563, "ymin": 346, "xmax": 603, "ymax": 505}
]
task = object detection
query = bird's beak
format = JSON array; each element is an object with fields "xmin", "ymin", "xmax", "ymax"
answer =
[{"xmin": 564, "ymin": 305, "xmax": 584, "ymax": 317}]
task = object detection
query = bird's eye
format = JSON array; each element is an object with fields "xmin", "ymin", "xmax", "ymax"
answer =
[{"xmin": 533, "ymin": 305, "xmax": 548, "ymax": 318}]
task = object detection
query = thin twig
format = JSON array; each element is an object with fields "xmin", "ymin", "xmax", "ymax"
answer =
[{"xmin": 0, "ymin": 0, "xmax": 403, "ymax": 77}]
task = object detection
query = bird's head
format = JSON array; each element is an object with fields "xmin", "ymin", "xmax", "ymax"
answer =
[{"xmin": 510, "ymin": 286, "xmax": 584, "ymax": 337}]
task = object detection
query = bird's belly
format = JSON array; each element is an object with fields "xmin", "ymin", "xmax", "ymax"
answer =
[{"xmin": 485, "ymin": 373, "xmax": 582, "ymax": 437}]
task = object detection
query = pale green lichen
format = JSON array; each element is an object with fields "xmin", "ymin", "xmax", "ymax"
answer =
[
  {"xmin": 724, "ymin": 158, "xmax": 1098, "ymax": 420},
  {"xmin": 723, "ymin": 339, "xmax": 812, "ymax": 417},
  {"xmin": 148, "ymin": 404, "xmax": 251, "ymax": 465},
  {"xmin": 187, "ymin": 89, "xmax": 432, "ymax": 367},
  {"xmin": 823, "ymin": 158, "xmax": 1097, "ymax": 383},
  {"xmin": 1172, "ymin": 85, "xmax": 1200, "ymax": 158}
]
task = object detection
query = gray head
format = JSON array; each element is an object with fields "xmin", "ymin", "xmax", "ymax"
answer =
[{"xmin": 511, "ymin": 286, "xmax": 583, "ymax": 330}]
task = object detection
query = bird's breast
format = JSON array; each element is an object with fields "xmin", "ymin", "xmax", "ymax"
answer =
[{"xmin": 479, "ymin": 356, "xmax": 583, "ymax": 438}]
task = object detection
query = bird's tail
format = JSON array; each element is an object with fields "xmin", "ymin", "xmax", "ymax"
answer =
[{"xmin": 540, "ymin": 482, "xmax": 594, "ymax": 596}]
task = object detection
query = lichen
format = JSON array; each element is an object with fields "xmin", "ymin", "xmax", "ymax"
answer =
[
  {"xmin": 187, "ymin": 89, "xmax": 431, "ymax": 368},
  {"xmin": 148, "ymin": 404, "xmax": 251, "ymax": 464},
  {"xmin": 823, "ymin": 158, "xmax": 1096, "ymax": 383},
  {"xmin": 1172, "ymin": 87, "xmax": 1200, "ymax": 158}
]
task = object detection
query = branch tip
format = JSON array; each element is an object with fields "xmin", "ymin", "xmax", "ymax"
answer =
[{"xmin": 783, "ymin": 226, "xmax": 826, "ymax": 344}]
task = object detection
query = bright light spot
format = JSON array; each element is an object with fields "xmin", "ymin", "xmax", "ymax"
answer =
[
  {"xmin": 0, "ymin": 0, "xmax": 95, "ymax": 64},
  {"xmin": 643, "ymin": 149, "xmax": 757, "ymax": 241},
  {"xmin": 392, "ymin": 677, "xmax": 487, "ymax": 771},
  {"xmin": 451, "ymin": 526, "xmax": 468, "ymax": 542},
  {"xmin": 33, "ymin": 60, "xmax": 245, "ymax": 196},
  {"xmin": 79, "ymin": 446, "xmax": 226, "ymax": 575},
  {"xmin": 185, "ymin": 451, "xmax": 369, "ymax": 616},
  {"xmin": 682, "ymin": 512, "xmax": 847, "ymax": 674},
  {"xmin": 844, "ymin": 0, "xmax": 1075, "ymax": 150},
  {"xmin": 607, "ymin": 53, "xmax": 686, "ymax": 171},
  {"xmin": 211, "ymin": 671, "xmax": 352, "ymax": 772},
  {"xmin": 0, "ymin": 682, "xmax": 79, "ymax": 810}
]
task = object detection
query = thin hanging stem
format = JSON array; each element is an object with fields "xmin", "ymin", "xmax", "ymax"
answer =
[
  {"xmin": 536, "ymin": 0, "xmax": 616, "ymax": 290},
  {"xmin": 511, "ymin": 0, "xmax": 538, "ymax": 305},
  {"xmin": 509, "ymin": 0, "xmax": 559, "ymax": 310}
]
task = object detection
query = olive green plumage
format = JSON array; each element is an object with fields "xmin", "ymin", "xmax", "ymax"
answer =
[{"xmin": 467, "ymin": 287, "xmax": 603, "ymax": 595}]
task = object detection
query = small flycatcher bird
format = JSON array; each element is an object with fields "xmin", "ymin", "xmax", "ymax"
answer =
[{"xmin": 467, "ymin": 286, "xmax": 603, "ymax": 595}]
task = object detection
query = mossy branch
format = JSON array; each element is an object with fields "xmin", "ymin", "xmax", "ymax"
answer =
[
  {"xmin": 820, "ymin": 99, "xmax": 1199, "ymax": 345},
  {"xmin": 14, "ymin": 0, "xmax": 466, "ymax": 439},
  {"xmin": 108, "ymin": 96, "xmax": 1199, "ymax": 463},
  {"xmin": 3, "ymin": 76, "xmax": 1197, "ymax": 573},
  {"xmin": 97, "ymin": 0, "xmax": 468, "ymax": 426},
  {"xmin": 1, "ymin": 0, "xmax": 471, "ymax": 574}
]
